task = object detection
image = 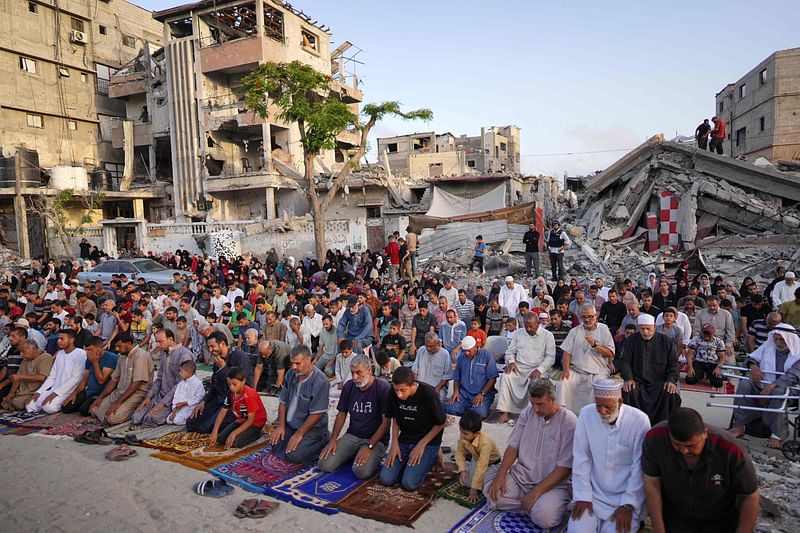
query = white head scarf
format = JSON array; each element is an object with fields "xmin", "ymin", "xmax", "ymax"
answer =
[{"xmin": 749, "ymin": 324, "xmax": 800, "ymax": 383}]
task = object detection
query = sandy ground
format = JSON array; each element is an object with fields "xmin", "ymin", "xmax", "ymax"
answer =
[{"xmin": 0, "ymin": 391, "xmax": 744, "ymax": 533}]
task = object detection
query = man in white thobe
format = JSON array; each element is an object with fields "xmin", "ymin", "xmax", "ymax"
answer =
[
  {"xmin": 496, "ymin": 312, "xmax": 555, "ymax": 423},
  {"xmin": 27, "ymin": 330, "xmax": 87, "ymax": 414},
  {"xmin": 569, "ymin": 379, "xmax": 651, "ymax": 533},
  {"xmin": 499, "ymin": 276, "xmax": 528, "ymax": 318},
  {"xmin": 559, "ymin": 303, "xmax": 615, "ymax": 415}
]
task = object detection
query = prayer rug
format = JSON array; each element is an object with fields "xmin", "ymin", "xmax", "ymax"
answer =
[
  {"xmin": 140, "ymin": 430, "xmax": 209, "ymax": 453},
  {"xmin": 1, "ymin": 426, "xmax": 43, "ymax": 436},
  {"xmin": 210, "ymin": 445, "xmax": 312, "ymax": 493},
  {"xmin": 152, "ymin": 433, "xmax": 270, "ymax": 472},
  {"xmin": 334, "ymin": 463, "xmax": 459, "ymax": 525},
  {"xmin": 19, "ymin": 411, "xmax": 82, "ymax": 428},
  {"xmin": 0, "ymin": 411, "xmax": 47, "ymax": 427},
  {"xmin": 680, "ymin": 379, "xmax": 733, "ymax": 394},
  {"xmin": 437, "ymin": 480, "xmax": 485, "ymax": 509},
  {"xmin": 449, "ymin": 503, "xmax": 552, "ymax": 533},
  {"xmin": 39, "ymin": 416, "xmax": 104, "ymax": 438},
  {"xmin": 105, "ymin": 421, "xmax": 183, "ymax": 441},
  {"xmin": 264, "ymin": 466, "xmax": 368, "ymax": 514}
]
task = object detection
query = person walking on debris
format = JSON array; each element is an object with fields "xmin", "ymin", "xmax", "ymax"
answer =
[
  {"xmin": 709, "ymin": 116, "xmax": 727, "ymax": 155},
  {"xmin": 522, "ymin": 222, "xmax": 540, "ymax": 279},
  {"xmin": 694, "ymin": 119, "xmax": 711, "ymax": 150},
  {"xmin": 546, "ymin": 221, "xmax": 570, "ymax": 281},
  {"xmin": 468, "ymin": 235, "xmax": 487, "ymax": 274}
]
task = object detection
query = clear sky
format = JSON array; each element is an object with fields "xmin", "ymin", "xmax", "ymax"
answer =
[{"xmin": 134, "ymin": 0, "xmax": 797, "ymax": 177}]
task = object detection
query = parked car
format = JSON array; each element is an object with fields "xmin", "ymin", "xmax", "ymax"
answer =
[{"xmin": 77, "ymin": 259, "xmax": 190, "ymax": 288}]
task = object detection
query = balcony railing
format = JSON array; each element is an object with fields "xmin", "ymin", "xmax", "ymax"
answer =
[
  {"xmin": 96, "ymin": 78, "xmax": 110, "ymax": 95},
  {"xmin": 147, "ymin": 220, "xmax": 255, "ymax": 236}
]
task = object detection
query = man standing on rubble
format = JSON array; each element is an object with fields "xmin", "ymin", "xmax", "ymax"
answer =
[
  {"xmin": 546, "ymin": 221, "xmax": 570, "ymax": 281},
  {"xmin": 694, "ymin": 119, "xmax": 711, "ymax": 150},
  {"xmin": 709, "ymin": 116, "xmax": 727, "ymax": 155},
  {"xmin": 522, "ymin": 222, "xmax": 540, "ymax": 279}
]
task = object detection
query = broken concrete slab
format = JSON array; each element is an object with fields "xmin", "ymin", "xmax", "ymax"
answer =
[{"xmin": 599, "ymin": 228, "xmax": 624, "ymax": 241}]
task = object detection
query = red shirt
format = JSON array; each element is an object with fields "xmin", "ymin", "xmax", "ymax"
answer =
[
  {"xmin": 467, "ymin": 329, "xmax": 487, "ymax": 348},
  {"xmin": 713, "ymin": 118, "xmax": 727, "ymax": 139},
  {"xmin": 385, "ymin": 242, "xmax": 401, "ymax": 265},
  {"xmin": 228, "ymin": 385, "xmax": 267, "ymax": 428}
]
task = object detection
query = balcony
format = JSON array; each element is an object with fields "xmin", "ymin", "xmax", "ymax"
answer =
[
  {"xmin": 111, "ymin": 121, "xmax": 153, "ymax": 149},
  {"xmin": 109, "ymin": 72, "xmax": 148, "ymax": 98},
  {"xmin": 147, "ymin": 220, "xmax": 256, "ymax": 236},
  {"xmin": 331, "ymin": 78, "xmax": 362, "ymax": 104},
  {"xmin": 199, "ymin": 36, "xmax": 262, "ymax": 74}
]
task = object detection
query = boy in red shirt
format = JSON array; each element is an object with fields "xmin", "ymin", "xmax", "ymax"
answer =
[
  {"xmin": 467, "ymin": 318, "xmax": 487, "ymax": 348},
  {"xmin": 209, "ymin": 367, "xmax": 267, "ymax": 449}
]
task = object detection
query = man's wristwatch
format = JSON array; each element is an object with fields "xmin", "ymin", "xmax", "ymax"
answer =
[
  {"xmin": 365, "ymin": 443, "xmax": 374, "ymax": 450},
  {"xmin": 620, "ymin": 504, "xmax": 634, "ymax": 512}
]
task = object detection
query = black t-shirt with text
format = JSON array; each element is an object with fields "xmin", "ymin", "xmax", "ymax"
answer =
[{"xmin": 387, "ymin": 381, "xmax": 446, "ymax": 445}]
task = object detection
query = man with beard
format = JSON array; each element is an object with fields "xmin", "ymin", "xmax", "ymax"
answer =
[
  {"xmin": 569, "ymin": 379, "xmax": 651, "ymax": 533},
  {"xmin": 318, "ymin": 355, "xmax": 391, "ymax": 479},
  {"xmin": 617, "ymin": 314, "xmax": 681, "ymax": 425}
]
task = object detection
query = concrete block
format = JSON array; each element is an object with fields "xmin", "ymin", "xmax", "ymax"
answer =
[{"xmin": 600, "ymin": 228, "xmax": 624, "ymax": 241}]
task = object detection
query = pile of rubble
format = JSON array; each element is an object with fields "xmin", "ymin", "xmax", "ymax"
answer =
[
  {"xmin": 750, "ymin": 448, "xmax": 800, "ymax": 532},
  {"xmin": 560, "ymin": 134, "xmax": 800, "ymax": 281}
]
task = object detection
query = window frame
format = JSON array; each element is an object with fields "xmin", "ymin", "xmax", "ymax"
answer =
[
  {"xmin": 26, "ymin": 114, "xmax": 44, "ymax": 128},
  {"xmin": 19, "ymin": 56, "xmax": 37, "ymax": 74}
]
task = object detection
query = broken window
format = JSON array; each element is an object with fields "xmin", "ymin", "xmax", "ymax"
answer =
[
  {"xmin": 386, "ymin": 143, "xmax": 398, "ymax": 153},
  {"xmin": 760, "ymin": 116, "xmax": 765, "ymax": 131},
  {"xmin": 412, "ymin": 137, "xmax": 431, "ymax": 152},
  {"xmin": 263, "ymin": 4, "xmax": 284, "ymax": 42},
  {"xmin": 500, "ymin": 142, "xmax": 507, "ymax": 151},
  {"xmin": 366, "ymin": 206, "xmax": 382, "ymax": 218},
  {"xmin": 122, "ymin": 34, "xmax": 136, "ymax": 48},
  {"xmin": 58, "ymin": 67, "xmax": 70, "ymax": 77},
  {"xmin": 760, "ymin": 68, "xmax": 767, "ymax": 85},
  {"xmin": 71, "ymin": 18, "xmax": 84, "ymax": 32},
  {"xmin": 99, "ymin": 25, "xmax": 107, "ymax": 35},
  {"xmin": 739, "ymin": 84, "xmax": 746, "ymax": 99},
  {"xmin": 301, "ymin": 29, "xmax": 318, "ymax": 52},
  {"xmin": 169, "ymin": 17, "xmax": 194, "ymax": 39},
  {"xmin": 26, "ymin": 114, "xmax": 43, "ymax": 128},
  {"xmin": 28, "ymin": 2, "xmax": 37, "ymax": 13},
  {"xmin": 19, "ymin": 56, "xmax": 36, "ymax": 73},
  {"xmin": 202, "ymin": 3, "xmax": 257, "ymax": 46},
  {"xmin": 467, "ymin": 160, "xmax": 476, "ymax": 168}
]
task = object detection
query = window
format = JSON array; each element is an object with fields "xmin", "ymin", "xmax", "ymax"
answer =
[
  {"xmin": 739, "ymin": 84, "xmax": 746, "ymax": 99},
  {"xmin": 99, "ymin": 25, "xmax": 107, "ymax": 35},
  {"xmin": 760, "ymin": 116, "xmax": 765, "ymax": 131},
  {"xmin": 28, "ymin": 2, "xmax": 37, "ymax": 13},
  {"xmin": 735, "ymin": 127, "xmax": 746, "ymax": 147},
  {"xmin": 122, "ymin": 34, "xmax": 135, "ymax": 48},
  {"xmin": 26, "ymin": 114, "xmax": 43, "ymax": 128},
  {"xmin": 301, "ymin": 29, "xmax": 318, "ymax": 52},
  {"xmin": 263, "ymin": 4, "xmax": 284, "ymax": 42},
  {"xmin": 386, "ymin": 143, "xmax": 398, "ymax": 153},
  {"xmin": 500, "ymin": 142, "xmax": 507, "ymax": 151},
  {"xmin": 760, "ymin": 68, "xmax": 767, "ymax": 85},
  {"xmin": 67, "ymin": 120, "xmax": 77, "ymax": 130},
  {"xmin": 365, "ymin": 206, "xmax": 382, "ymax": 218},
  {"xmin": 718, "ymin": 101, "xmax": 724, "ymax": 113},
  {"xmin": 80, "ymin": 73, "xmax": 87, "ymax": 82},
  {"xmin": 58, "ymin": 67, "xmax": 70, "ymax": 77},
  {"xmin": 467, "ymin": 160, "xmax": 476, "ymax": 168},
  {"xmin": 71, "ymin": 18, "xmax": 84, "ymax": 32},
  {"xmin": 19, "ymin": 57, "xmax": 37, "ymax": 73}
]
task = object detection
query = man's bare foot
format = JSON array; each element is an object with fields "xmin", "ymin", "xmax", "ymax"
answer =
[
  {"xmin": 729, "ymin": 426, "xmax": 746, "ymax": 438},
  {"xmin": 765, "ymin": 438, "xmax": 782, "ymax": 449}
]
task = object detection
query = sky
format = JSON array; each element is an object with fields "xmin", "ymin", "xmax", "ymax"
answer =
[{"xmin": 135, "ymin": 0, "xmax": 798, "ymax": 177}]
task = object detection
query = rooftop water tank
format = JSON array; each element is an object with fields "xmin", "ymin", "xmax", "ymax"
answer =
[{"xmin": 50, "ymin": 166, "xmax": 89, "ymax": 191}]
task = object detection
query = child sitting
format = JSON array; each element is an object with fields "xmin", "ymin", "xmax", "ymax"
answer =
[
  {"xmin": 456, "ymin": 412, "xmax": 501, "ymax": 503},
  {"xmin": 209, "ymin": 366, "xmax": 267, "ymax": 449},
  {"xmin": 167, "ymin": 360, "xmax": 205, "ymax": 425},
  {"xmin": 467, "ymin": 318, "xmax": 487, "ymax": 348},
  {"xmin": 173, "ymin": 316, "xmax": 191, "ymax": 348},
  {"xmin": 220, "ymin": 303, "xmax": 233, "ymax": 325},
  {"xmin": 332, "ymin": 339, "xmax": 355, "ymax": 394},
  {"xmin": 374, "ymin": 348, "xmax": 400, "ymax": 382}
]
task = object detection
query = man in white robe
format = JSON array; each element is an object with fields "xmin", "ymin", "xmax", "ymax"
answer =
[
  {"xmin": 559, "ymin": 303, "xmax": 615, "ymax": 415},
  {"xmin": 496, "ymin": 313, "xmax": 555, "ymax": 423},
  {"xmin": 27, "ymin": 329, "xmax": 87, "ymax": 414},
  {"xmin": 569, "ymin": 379, "xmax": 651, "ymax": 533},
  {"xmin": 499, "ymin": 276, "xmax": 528, "ymax": 317}
]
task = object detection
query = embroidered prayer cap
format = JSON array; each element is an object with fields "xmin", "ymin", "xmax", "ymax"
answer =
[
  {"xmin": 593, "ymin": 379, "xmax": 623, "ymax": 398},
  {"xmin": 461, "ymin": 336, "xmax": 477, "ymax": 350},
  {"xmin": 637, "ymin": 314, "xmax": 655, "ymax": 326},
  {"xmin": 504, "ymin": 276, "xmax": 514, "ymax": 283}
]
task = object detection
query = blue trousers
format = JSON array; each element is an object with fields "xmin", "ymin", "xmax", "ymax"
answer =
[
  {"xmin": 379, "ymin": 441, "xmax": 439, "ymax": 491},
  {"xmin": 445, "ymin": 391, "xmax": 493, "ymax": 418}
]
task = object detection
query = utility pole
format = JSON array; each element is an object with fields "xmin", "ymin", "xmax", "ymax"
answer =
[{"xmin": 13, "ymin": 153, "xmax": 31, "ymax": 258}]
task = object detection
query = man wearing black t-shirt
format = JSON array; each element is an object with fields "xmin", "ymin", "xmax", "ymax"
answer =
[
  {"xmin": 599, "ymin": 289, "xmax": 627, "ymax": 335},
  {"xmin": 380, "ymin": 366, "xmax": 446, "ymax": 491}
]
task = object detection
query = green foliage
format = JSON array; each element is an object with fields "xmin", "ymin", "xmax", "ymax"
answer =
[
  {"xmin": 48, "ymin": 188, "xmax": 105, "ymax": 235},
  {"xmin": 361, "ymin": 101, "xmax": 434, "ymax": 124}
]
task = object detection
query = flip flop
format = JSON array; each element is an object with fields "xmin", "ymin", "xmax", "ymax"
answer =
[
  {"xmin": 247, "ymin": 499, "xmax": 279, "ymax": 519},
  {"xmin": 234, "ymin": 498, "xmax": 259, "ymax": 519},
  {"xmin": 193, "ymin": 478, "xmax": 234, "ymax": 498},
  {"xmin": 74, "ymin": 430, "xmax": 97, "ymax": 444},
  {"xmin": 92, "ymin": 429, "xmax": 113, "ymax": 445},
  {"xmin": 125, "ymin": 435, "xmax": 140, "ymax": 446},
  {"xmin": 105, "ymin": 445, "xmax": 138, "ymax": 461}
]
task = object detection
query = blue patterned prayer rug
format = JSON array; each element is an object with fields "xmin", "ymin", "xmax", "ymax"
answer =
[
  {"xmin": 210, "ymin": 445, "xmax": 312, "ymax": 493},
  {"xmin": 0, "ymin": 411, "xmax": 47, "ymax": 426},
  {"xmin": 449, "ymin": 502, "xmax": 561, "ymax": 533},
  {"xmin": 264, "ymin": 466, "xmax": 368, "ymax": 514}
]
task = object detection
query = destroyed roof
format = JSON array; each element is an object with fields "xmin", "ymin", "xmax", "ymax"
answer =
[
  {"xmin": 585, "ymin": 134, "xmax": 800, "ymax": 202},
  {"xmin": 153, "ymin": 0, "xmax": 331, "ymax": 33},
  {"xmin": 425, "ymin": 174, "xmax": 512, "ymax": 183}
]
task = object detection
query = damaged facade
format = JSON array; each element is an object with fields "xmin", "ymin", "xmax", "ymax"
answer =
[{"xmin": 0, "ymin": 0, "xmax": 168, "ymax": 259}]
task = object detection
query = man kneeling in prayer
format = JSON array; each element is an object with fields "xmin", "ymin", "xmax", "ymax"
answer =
[{"xmin": 485, "ymin": 378, "xmax": 575, "ymax": 529}]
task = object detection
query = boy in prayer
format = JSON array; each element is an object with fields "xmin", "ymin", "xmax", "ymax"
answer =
[
  {"xmin": 456, "ymin": 412, "xmax": 501, "ymax": 504},
  {"xmin": 167, "ymin": 360, "xmax": 205, "ymax": 425},
  {"xmin": 209, "ymin": 366, "xmax": 267, "ymax": 449}
]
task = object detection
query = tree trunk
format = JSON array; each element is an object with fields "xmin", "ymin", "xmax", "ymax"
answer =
[{"xmin": 303, "ymin": 153, "xmax": 328, "ymax": 261}]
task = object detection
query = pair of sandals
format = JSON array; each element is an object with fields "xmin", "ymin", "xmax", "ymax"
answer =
[
  {"xmin": 235, "ymin": 498, "xmax": 279, "ymax": 519},
  {"xmin": 75, "ymin": 429, "xmax": 113, "ymax": 444},
  {"xmin": 105, "ymin": 445, "xmax": 138, "ymax": 461}
]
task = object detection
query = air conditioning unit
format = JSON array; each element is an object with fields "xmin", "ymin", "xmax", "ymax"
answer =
[{"xmin": 70, "ymin": 30, "xmax": 88, "ymax": 44}]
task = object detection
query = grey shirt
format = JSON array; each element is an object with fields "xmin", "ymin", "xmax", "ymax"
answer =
[
  {"xmin": 148, "ymin": 345, "xmax": 194, "ymax": 406},
  {"xmin": 279, "ymin": 366, "xmax": 329, "ymax": 431}
]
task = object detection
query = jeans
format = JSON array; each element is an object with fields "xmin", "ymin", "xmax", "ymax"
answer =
[
  {"xmin": 525, "ymin": 252, "xmax": 539, "ymax": 277},
  {"xmin": 409, "ymin": 251, "xmax": 417, "ymax": 276},
  {"xmin": 379, "ymin": 441, "xmax": 440, "ymax": 491},
  {"xmin": 318, "ymin": 432, "xmax": 386, "ymax": 479},
  {"xmin": 549, "ymin": 252, "xmax": 565, "ymax": 280}
]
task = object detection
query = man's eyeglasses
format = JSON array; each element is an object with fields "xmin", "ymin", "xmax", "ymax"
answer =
[{"xmin": 580, "ymin": 315, "xmax": 595, "ymax": 320}]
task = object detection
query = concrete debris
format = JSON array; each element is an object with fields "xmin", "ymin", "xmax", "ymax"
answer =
[
  {"xmin": 557, "ymin": 135, "xmax": 800, "ymax": 281},
  {"xmin": 749, "ymin": 448, "xmax": 800, "ymax": 532}
]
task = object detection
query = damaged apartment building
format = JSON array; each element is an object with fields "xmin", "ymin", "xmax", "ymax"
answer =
[
  {"xmin": 0, "ymin": 0, "xmax": 167, "ymax": 258},
  {"xmin": 137, "ymin": 0, "xmax": 364, "ymax": 224},
  {"xmin": 377, "ymin": 126, "xmax": 521, "ymax": 178}
]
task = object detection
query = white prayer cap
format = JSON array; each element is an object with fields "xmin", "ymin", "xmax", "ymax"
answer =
[
  {"xmin": 593, "ymin": 379, "xmax": 623, "ymax": 398},
  {"xmin": 538, "ymin": 312, "xmax": 549, "ymax": 320},
  {"xmin": 787, "ymin": 271, "xmax": 796, "ymax": 279},
  {"xmin": 505, "ymin": 276, "xmax": 514, "ymax": 283},
  {"xmin": 637, "ymin": 314, "xmax": 655, "ymax": 326},
  {"xmin": 461, "ymin": 336, "xmax": 477, "ymax": 351}
]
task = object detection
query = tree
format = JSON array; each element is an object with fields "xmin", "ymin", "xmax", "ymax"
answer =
[
  {"xmin": 29, "ymin": 189, "xmax": 105, "ymax": 258},
  {"xmin": 243, "ymin": 61, "xmax": 433, "ymax": 261}
]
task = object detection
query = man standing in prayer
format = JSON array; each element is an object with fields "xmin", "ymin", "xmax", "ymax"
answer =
[{"xmin": 569, "ymin": 379, "xmax": 651, "ymax": 533}]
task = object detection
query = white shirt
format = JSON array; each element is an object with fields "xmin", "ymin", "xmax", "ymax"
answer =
[
  {"xmin": 572, "ymin": 404, "xmax": 651, "ymax": 519},
  {"xmin": 499, "ymin": 283, "xmax": 528, "ymax": 315},
  {"xmin": 334, "ymin": 353, "xmax": 353, "ymax": 384},
  {"xmin": 505, "ymin": 327, "xmax": 556, "ymax": 375},
  {"xmin": 226, "ymin": 288, "xmax": 245, "ymax": 306},
  {"xmin": 210, "ymin": 296, "xmax": 227, "ymax": 317},
  {"xmin": 302, "ymin": 313, "xmax": 323, "ymax": 338},
  {"xmin": 172, "ymin": 375, "xmax": 205, "ymax": 409},
  {"xmin": 37, "ymin": 347, "xmax": 87, "ymax": 398},
  {"xmin": 439, "ymin": 287, "xmax": 459, "ymax": 308},
  {"xmin": 560, "ymin": 323, "xmax": 615, "ymax": 375},
  {"xmin": 773, "ymin": 280, "xmax": 797, "ymax": 308}
]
